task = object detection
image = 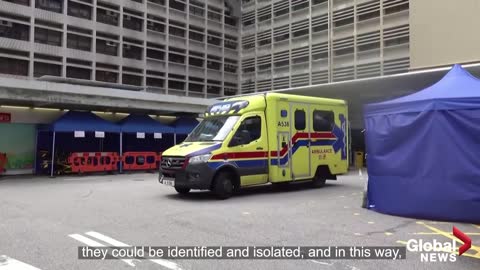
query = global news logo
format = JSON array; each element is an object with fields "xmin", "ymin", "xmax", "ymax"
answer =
[{"xmin": 406, "ymin": 226, "xmax": 472, "ymax": 262}]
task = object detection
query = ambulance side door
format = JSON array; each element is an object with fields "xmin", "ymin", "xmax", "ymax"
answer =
[{"xmin": 227, "ymin": 112, "xmax": 269, "ymax": 186}]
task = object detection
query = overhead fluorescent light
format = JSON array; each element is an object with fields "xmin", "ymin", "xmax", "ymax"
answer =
[
  {"xmin": 33, "ymin": 107, "xmax": 61, "ymax": 111},
  {"xmin": 0, "ymin": 105, "xmax": 30, "ymax": 109},
  {"xmin": 92, "ymin": 111, "xmax": 113, "ymax": 114}
]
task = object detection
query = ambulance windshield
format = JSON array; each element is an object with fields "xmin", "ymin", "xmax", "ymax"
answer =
[{"xmin": 185, "ymin": 116, "xmax": 240, "ymax": 142}]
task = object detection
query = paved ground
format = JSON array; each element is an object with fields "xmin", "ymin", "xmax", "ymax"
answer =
[{"xmin": 0, "ymin": 171, "xmax": 478, "ymax": 270}]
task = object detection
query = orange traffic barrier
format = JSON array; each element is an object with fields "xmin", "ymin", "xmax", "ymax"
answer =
[
  {"xmin": 0, "ymin": 152, "xmax": 7, "ymax": 174},
  {"xmin": 67, "ymin": 152, "xmax": 120, "ymax": 173},
  {"xmin": 122, "ymin": 152, "xmax": 161, "ymax": 171}
]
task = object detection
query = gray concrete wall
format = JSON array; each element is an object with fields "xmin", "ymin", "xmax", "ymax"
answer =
[{"xmin": 410, "ymin": 0, "xmax": 480, "ymax": 69}]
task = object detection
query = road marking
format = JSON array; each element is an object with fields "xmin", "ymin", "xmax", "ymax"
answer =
[
  {"xmin": 367, "ymin": 221, "xmax": 375, "ymax": 224},
  {"xmin": 385, "ymin": 232, "xmax": 393, "ymax": 236},
  {"xmin": 354, "ymin": 233, "xmax": 363, "ymax": 236},
  {"xmin": 398, "ymin": 223, "xmax": 480, "ymax": 260},
  {"xmin": 69, "ymin": 233, "xmax": 137, "ymax": 267},
  {"xmin": 242, "ymin": 212, "xmax": 250, "ymax": 215},
  {"xmin": 0, "ymin": 255, "xmax": 42, "ymax": 270},
  {"xmin": 309, "ymin": 260, "xmax": 333, "ymax": 266},
  {"xmin": 414, "ymin": 232, "xmax": 480, "ymax": 236},
  {"xmin": 353, "ymin": 213, "xmax": 360, "ymax": 216},
  {"xmin": 85, "ymin": 231, "xmax": 183, "ymax": 270}
]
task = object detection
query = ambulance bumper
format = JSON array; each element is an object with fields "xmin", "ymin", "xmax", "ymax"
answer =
[{"xmin": 159, "ymin": 163, "xmax": 215, "ymax": 190}]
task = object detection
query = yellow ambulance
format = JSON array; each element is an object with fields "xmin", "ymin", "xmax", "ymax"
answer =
[{"xmin": 159, "ymin": 93, "xmax": 349, "ymax": 199}]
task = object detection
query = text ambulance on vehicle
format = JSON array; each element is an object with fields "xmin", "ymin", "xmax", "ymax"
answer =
[{"xmin": 159, "ymin": 93, "xmax": 349, "ymax": 199}]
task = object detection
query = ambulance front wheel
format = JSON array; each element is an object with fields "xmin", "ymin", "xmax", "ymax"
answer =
[
  {"xmin": 213, "ymin": 171, "xmax": 234, "ymax": 200},
  {"xmin": 175, "ymin": 187, "xmax": 191, "ymax": 194}
]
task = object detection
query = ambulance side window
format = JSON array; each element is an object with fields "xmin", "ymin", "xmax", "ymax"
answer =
[
  {"xmin": 294, "ymin": 110, "xmax": 306, "ymax": 130},
  {"xmin": 313, "ymin": 110, "xmax": 334, "ymax": 131},
  {"xmin": 230, "ymin": 116, "xmax": 261, "ymax": 146}
]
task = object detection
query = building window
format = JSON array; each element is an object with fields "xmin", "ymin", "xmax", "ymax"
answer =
[
  {"xmin": 34, "ymin": 62, "xmax": 61, "ymax": 77},
  {"xmin": 96, "ymin": 39, "xmax": 118, "ymax": 56},
  {"xmin": 385, "ymin": 2, "xmax": 409, "ymax": 15},
  {"xmin": 148, "ymin": 0, "xmax": 165, "ymax": 5},
  {"xmin": 147, "ymin": 49, "xmax": 164, "ymax": 61},
  {"xmin": 189, "ymin": 57, "xmax": 203, "ymax": 67},
  {"xmin": 224, "ymin": 35, "xmax": 237, "ymax": 50},
  {"xmin": 146, "ymin": 77, "xmax": 164, "ymax": 88},
  {"xmin": 67, "ymin": 33, "xmax": 91, "ymax": 51},
  {"xmin": 147, "ymin": 21, "xmax": 165, "ymax": 33},
  {"xmin": 168, "ymin": 80, "xmax": 184, "ymax": 90},
  {"xmin": 67, "ymin": 66, "xmax": 91, "ymax": 80},
  {"xmin": 335, "ymin": 47, "xmax": 354, "ymax": 56},
  {"xmin": 189, "ymin": 27, "xmax": 203, "ymax": 42},
  {"xmin": 294, "ymin": 109, "xmax": 306, "ymax": 130},
  {"xmin": 207, "ymin": 60, "xmax": 220, "ymax": 70},
  {"xmin": 313, "ymin": 110, "xmax": 334, "ymax": 131},
  {"xmin": 169, "ymin": 52, "xmax": 185, "ymax": 64},
  {"xmin": 189, "ymin": 2, "xmax": 204, "ymax": 17},
  {"xmin": 123, "ymin": 44, "xmax": 143, "ymax": 60},
  {"xmin": 96, "ymin": 70, "xmax": 118, "ymax": 83},
  {"xmin": 0, "ymin": 21, "xmax": 29, "ymax": 41},
  {"xmin": 384, "ymin": 36, "xmax": 409, "ymax": 47},
  {"xmin": 123, "ymin": 15, "xmax": 143, "ymax": 32},
  {"xmin": 97, "ymin": 8, "xmax": 119, "ymax": 26},
  {"xmin": 293, "ymin": 28, "xmax": 309, "ymax": 38},
  {"xmin": 207, "ymin": 7, "xmax": 222, "ymax": 22},
  {"xmin": 123, "ymin": 74, "xmax": 142, "ymax": 86},
  {"xmin": 35, "ymin": 0, "xmax": 63, "ymax": 13},
  {"xmin": 335, "ymin": 17, "xmax": 353, "ymax": 27},
  {"xmin": 35, "ymin": 27, "xmax": 62, "ymax": 46},
  {"xmin": 189, "ymin": 82, "xmax": 203, "ymax": 93},
  {"xmin": 4, "ymin": 0, "xmax": 30, "ymax": 6},
  {"xmin": 68, "ymin": 1, "xmax": 92, "ymax": 20},
  {"xmin": 224, "ymin": 64, "xmax": 237, "ymax": 73},
  {"xmin": 169, "ymin": 25, "xmax": 185, "ymax": 38},
  {"xmin": 358, "ymin": 10, "xmax": 380, "ymax": 21},
  {"xmin": 0, "ymin": 57, "xmax": 28, "ymax": 76},
  {"xmin": 207, "ymin": 33, "xmax": 221, "ymax": 46},
  {"xmin": 169, "ymin": 0, "xmax": 185, "ymax": 12}
]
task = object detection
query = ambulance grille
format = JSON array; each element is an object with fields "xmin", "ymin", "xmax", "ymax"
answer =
[{"xmin": 161, "ymin": 156, "xmax": 185, "ymax": 170}]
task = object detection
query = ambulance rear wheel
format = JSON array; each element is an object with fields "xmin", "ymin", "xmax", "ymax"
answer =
[
  {"xmin": 213, "ymin": 172, "xmax": 234, "ymax": 200},
  {"xmin": 312, "ymin": 176, "xmax": 326, "ymax": 188},
  {"xmin": 175, "ymin": 187, "xmax": 191, "ymax": 194}
]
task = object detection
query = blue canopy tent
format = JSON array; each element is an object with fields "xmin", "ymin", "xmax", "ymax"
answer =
[
  {"xmin": 171, "ymin": 117, "xmax": 199, "ymax": 144},
  {"xmin": 364, "ymin": 64, "xmax": 480, "ymax": 222},
  {"xmin": 118, "ymin": 114, "xmax": 174, "ymax": 172},
  {"xmin": 39, "ymin": 111, "xmax": 120, "ymax": 177}
]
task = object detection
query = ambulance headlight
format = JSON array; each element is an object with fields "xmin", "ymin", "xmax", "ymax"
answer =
[{"xmin": 189, "ymin": 154, "xmax": 212, "ymax": 164}]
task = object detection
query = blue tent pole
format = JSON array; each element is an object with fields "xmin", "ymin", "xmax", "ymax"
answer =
[
  {"xmin": 174, "ymin": 133, "xmax": 177, "ymax": 145},
  {"xmin": 119, "ymin": 132, "xmax": 123, "ymax": 173},
  {"xmin": 34, "ymin": 129, "xmax": 38, "ymax": 175},
  {"xmin": 50, "ymin": 131, "xmax": 56, "ymax": 178}
]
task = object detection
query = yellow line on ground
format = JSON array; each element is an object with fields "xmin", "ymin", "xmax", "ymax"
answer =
[
  {"xmin": 397, "ymin": 240, "xmax": 480, "ymax": 260},
  {"xmin": 419, "ymin": 223, "xmax": 480, "ymax": 259},
  {"xmin": 414, "ymin": 232, "xmax": 480, "ymax": 236}
]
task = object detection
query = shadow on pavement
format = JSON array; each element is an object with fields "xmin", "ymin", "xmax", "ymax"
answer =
[{"xmin": 164, "ymin": 181, "xmax": 345, "ymax": 201}]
